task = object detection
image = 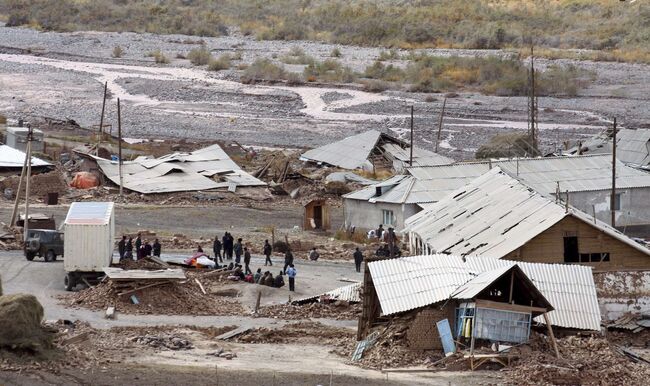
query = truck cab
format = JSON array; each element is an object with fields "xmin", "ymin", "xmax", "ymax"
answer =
[{"xmin": 24, "ymin": 229, "xmax": 64, "ymax": 262}]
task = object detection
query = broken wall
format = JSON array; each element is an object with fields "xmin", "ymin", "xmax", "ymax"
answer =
[
  {"xmin": 568, "ymin": 188, "xmax": 650, "ymax": 232},
  {"xmin": 593, "ymin": 271, "xmax": 650, "ymax": 321}
]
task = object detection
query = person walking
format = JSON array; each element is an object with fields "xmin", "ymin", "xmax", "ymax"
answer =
[
  {"xmin": 118, "ymin": 235, "xmax": 127, "ymax": 261},
  {"xmin": 283, "ymin": 249, "xmax": 294, "ymax": 274},
  {"xmin": 243, "ymin": 247, "xmax": 252, "ymax": 275},
  {"xmin": 152, "ymin": 238, "xmax": 161, "ymax": 257},
  {"xmin": 263, "ymin": 239, "xmax": 273, "ymax": 266},
  {"xmin": 353, "ymin": 247, "xmax": 364, "ymax": 273},
  {"xmin": 286, "ymin": 264, "xmax": 297, "ymax": 292},
  {"xmin": 135, "ymin": 233, "xmax": 142, "ymax": 259},
  {"xmin": 234, "ymin": 238, "xmax": 243, "ymax": 264},
  {"xmin": 213, "ymin": 236, "xmax": 223, "ymax": 262}
]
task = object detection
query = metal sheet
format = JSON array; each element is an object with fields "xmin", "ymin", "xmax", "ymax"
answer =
[
  {"xmin": 293, "ymin": 282, "xmax": 361, "ymax": 304},
  {"xmin": 0, "ymin": 144, "xmax": 51, "ymax": 168},
  {"xmin": 368, "ymin": 254, "xmax": 601, "ymax": 330},
  {"xmin": 567, "ymin": 129, "xmax": 650, "ymax": 168},
  {"xmin": 94, "ymin": 144, "xmax": 265, "ymax": 194},
  {"xmin": 301, "ymin": 130, "xmax": 382, "ymax": 170},
  {"xmin": 381, "ymin": 143, "xmax": 454, "ymax": 166}
]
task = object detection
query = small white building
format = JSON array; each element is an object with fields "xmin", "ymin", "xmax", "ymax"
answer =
[{"xmin": 5, "ymin": 126, "xmax": 44, "ymax": 153}]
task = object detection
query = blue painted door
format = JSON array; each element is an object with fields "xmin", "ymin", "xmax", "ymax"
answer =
[{"xmin": 437, "ymin": 318, "xmax": 455, "ymax": 355}]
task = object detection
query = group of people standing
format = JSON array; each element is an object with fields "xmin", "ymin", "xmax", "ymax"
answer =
[{"xmin": 118, "ymin": 233, "xmax": 161, "ymax": 261}]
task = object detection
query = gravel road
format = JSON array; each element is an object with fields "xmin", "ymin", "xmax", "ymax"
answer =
[{"xmin": 0, "ymin": 25, "xmax": 647, "ymax": 160}]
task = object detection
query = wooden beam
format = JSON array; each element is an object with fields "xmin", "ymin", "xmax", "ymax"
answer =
[
  {"xmin": 194, "ymin": 278, "xmax": 207, "ymax": 295},
  {"xmin": 475, "ymin": 299, "xmax": 547, "ymax": 314},
  {"xmin": 509, "ymin": 270, "xmax": 514, "ymax": 303},
  {"xmin": 543, "ymin": 312, "xmax": 561, "ymax": 358}
]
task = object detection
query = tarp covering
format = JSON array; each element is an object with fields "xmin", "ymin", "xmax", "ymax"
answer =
[{"xmin": 70, "ymin": 172, "xmax": 99, "ymax": 189}]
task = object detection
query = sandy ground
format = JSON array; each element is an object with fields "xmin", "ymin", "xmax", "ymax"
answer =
[{"xmin": 0, "ymin": 25, "xmax": 647, "ymax": 159}]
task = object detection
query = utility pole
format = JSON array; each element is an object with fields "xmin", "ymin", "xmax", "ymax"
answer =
[
  {"xmin": 117, "ymin": 98, "xmax": 124, "ymax": 197},
  {"xmin": 23, "ymin": 126, "xmax": 33, "ymax": 242},
  {"xmin": 409, "ymin": 105, "xmax": 414, "ymax": 166},
  {"xmin": 435, "ymin": 97, "xmax": 447, "ymax": 153},
  {"xmin": 97, "ymin": 81, "xmax": 108, "ymax": 156},
  {"xmin": 611, "ymin": 117, "xmax": 617, "ymax": 228},
  {"xmin": 9, "ymin": 139, "xmax": 29, "ymax": 227},
  {"xmin": 528, "ymin": 45, "xmax": 538, "ymax": 156}
]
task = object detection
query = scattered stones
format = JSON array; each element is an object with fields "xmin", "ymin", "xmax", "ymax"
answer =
[{"xmin": 132, "ymin": 334, "xmax": 193, "ymax": 350}]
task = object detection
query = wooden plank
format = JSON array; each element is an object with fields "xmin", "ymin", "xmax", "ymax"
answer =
[
  {"xmin": 215, "ymin": 326, "xmax": 251, "ymax": 341},
  {"xmin": 475, "ymin": 299, "xmax": 547, "ymax": 314},
  {"xmin": 194, "ymin": 278, "xmax": 206, "ymax": 295},
  {"xmin": 117, "ymin": 281, "xmax": 171, "ymax": 297},
  {"xmin": 61, "ymin": 332, "xmax": 90, "ymax": 345},
  {"xmin": 104, "ymin": 267, "xmax": 186, "ymax": 281},
  {"xmin": 200, "ymin": 268, "xmax": 233, "ymax": 279},
  {"xmin": 543, "ymin": 312, "xmax": 561, "ymax": 359}
]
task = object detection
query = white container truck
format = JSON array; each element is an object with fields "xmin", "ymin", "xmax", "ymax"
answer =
[{"xmin": 63, "ymin": 202, "xmax": 115, "ymax": 291}]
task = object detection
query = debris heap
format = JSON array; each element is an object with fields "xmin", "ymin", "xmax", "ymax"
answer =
[
  {"xmin": 0, "ymin": 294, "xmax": 54, "ymax": 352},
  {"xmin": 257, "ymin": 301, "xmax": 361, "ymax": 320},
  {"xmin": 506, "ymin": 332, "xmax": 650, "ymax": 386}
]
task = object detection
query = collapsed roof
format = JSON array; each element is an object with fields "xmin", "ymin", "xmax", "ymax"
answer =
[
  {"xmin": 367, "ymin": 254, "xmax": 601, "ymax": 330},
  {"xmin": 404, "ymin": 167, "xmax": 650, "ymax": 259},
  {"xmin": 567, "ymin": 128, "xmax": 650, "ymax": 170},
  {"xmin": 300, "ymin": 130, "xmax": 453, "ymax": 170},
  {"xmin": 0, "ymin": 144, "xmax": 51, "ymax": 169},
  {"xmin": 94, "ymin": 144, "xmax": 266, "ymax": 194},
  {"xmin": 345, "ymin": 154, "xmax": 650, "ymax": 205}
]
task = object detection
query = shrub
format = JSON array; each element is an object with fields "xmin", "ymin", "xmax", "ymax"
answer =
[
  {"xmin": 280, "ymin": 46, "xmax": 314, "ymax": 65},
  {"xmin": 362, "ymin": 79, "xmax": 389, "ymax": 93},
  {"xmin": 150, "ymin": 50, "xmax": 169, "ymax": 64},
  {"xmin": 378, "ymin": 49, "xmax": 400, "ymax": 61},
  {"xmin": 240, "ymin": 58, "xmax": 287, "ymax": 84},
  {"xmin": 285, "ymin": 72, "xmax": 304, "ymax": 86},
  {"xmin": 187, "ymin": 46, "xmax": 212, "ymax": 66},
  {"xmin": 111, "ymin": 45, "xmax": 124, "ymax": 58},
  {"xmin": 330, "ymin": 47, "xmax": 342, "ymax": 57},
  {"xmin": 207, "ymin": 54, "xmax": 231, "ymax": 71},
  {"xmin": 303, "ymin": 59, "xmax": 356, "ymax": 83}
]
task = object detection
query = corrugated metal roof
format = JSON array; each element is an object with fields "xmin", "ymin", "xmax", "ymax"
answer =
[
  {"xmin": 405, "ymin": 167, "xmax": 650, "ymax": 259},
  {"xmin": 567, "ymin": 129, "xmax": 650, "ymax": 169},
  {"xmin": 94, "ymin": 144, "xmax": 265, "ymax": 194},
  {"xmin": 65, "ymin": 202, "xmax": 114, "ymax": 225},
  {"xmin": 343, "ymin": 175, "xmax": 409, "ymax": 201},
  {"xmin": 381, "ymin": 143, "xmax": 454, "ymax": 167},
  {"xmin": 450, "ymin": 265, "xmax": 513, "ymax": 300},
  {"xmin": 0, "ymin": 144, "xmax": 51, "ymax": 168},
  {"xmin": 293, "ymin": 282, "xmax": 362, "ymax": 304},
  {"xmin": 368, "ymin": 254, "xmax": 601, "ymax": 330},
  {"xmin": 403, "ymin": 154, "xmax": 650, "ymax": 204},
  {"xmin": 301, "ymin": 130, "xmax": 382, "ymax": 169}
]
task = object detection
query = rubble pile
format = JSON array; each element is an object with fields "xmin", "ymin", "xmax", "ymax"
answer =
[
  {"xmin": 0, "ymin": 223, "xmax": 21, "ymax": 251},
  {"xmin": 0, "ymin": 294, "xmax": 54, "ymax": 352},
  {"xmin": 0, "ymin": 170, "xmax": 69, "ymax": 200},
  {"xmin": 117, "ymin": 258, "xmax": 166, "ymax": 270},
  {"xmin": 355, "ymin": 315, "xmax": 439, "ymax": 370},
  {"xmin": 61, "ymin": 280, "xmax": 244, "ymax": 316},
  {"xmin": 206, "ymin": 347, "xmax": 237, "ymax": 359},
  {"xmin": 506, "ymin": 332, "xmax": 650, "ymax": 386},
  {"xmin": 258, "ymin": 301, "xmax": 361, "ymax": 320},
  {"xmin": 234, "ymin": 321, "xmax": 355, "ymax": 346},
  {"xmin": 131, "ymin": 334, "xmax": 193, "ymax": 350}
]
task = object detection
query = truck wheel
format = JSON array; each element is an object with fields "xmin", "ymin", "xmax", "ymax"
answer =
[
  {"xmin": 45, "ymin": 250, "xmax": 56, "ymax": 262},
  {"xmin": 64, "ymin": 273, "xmax": 75, "ymax": 291},
  {"xmin": 25, "ymin": 252, "xmax": 35, "ymax": 261}
]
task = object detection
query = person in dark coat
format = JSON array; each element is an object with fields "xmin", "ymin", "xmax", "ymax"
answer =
[
  {"xmin": 353, "ymin": 247, "xmax": 364, "ymax": 273},
  {"xmin": 273, "ymin": 271, "xmax": 285, "ymax": 288},
  {"xmin": 125, "ymin": 237, "xmax": 134, "ymax": 260},
  {"xmin": 222, "ymin": 233, "xmax": 230, "ymax": 259},
  {"xmin": 213, "ymin": 236, "xmax": 222, "ymax": 262},
  {"xmin": 142, "ymin": 240, "xmax": 152, "ymax": 257},
  {"xmin": 263, "ymin": 239, "xmax": 273, "ymax": 266},
  {"xmin": 283, "ymin": 249, "xmax": 294, "ymax": 274},
  {"xmin": 243, "ymin": 247, "xmax": 252, "ymax": 275},
  {"xmin": 234, "ymin": 238, "xmax": 243, "ymax": 264},
  {"xmin": 263, "ymin": 271, "xmax": 274, "ymax": 287},
  {"xmin": 153, "ymin": 238, "xmax": 161, "ymax": 257},
  {"xmin": 118, "ymin": 235, "xmax": 127, "ymax": 261},
  {"xmin": 135, "ymin": 233, "xmax": 142, "ymax": 259}
]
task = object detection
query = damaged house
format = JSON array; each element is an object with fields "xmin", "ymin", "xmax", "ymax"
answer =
[
  {"xmin": 359, "ymin": 254, "xmax": 600, "ymax": 355},
  {"xmin": 344, "ymin": 154, "xmax": 650, "ymax": 234},
  {"xmin": 85, "ymin": 144, "xmax": 265, "ymax": 194},
  {"xmin": 300, "ymin": 130, "xmax": 453, "ymax": 172},
  {"xmin": 0, "ymin": 144, "xmax": 52, "ymax": 176},
  {"xmin": 567, "ymin": 128, "xmax": 650, "ymax": 171},
  {"xmin": 404, "ymin": 167, "xmax": 650, "ymax": 270}
]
